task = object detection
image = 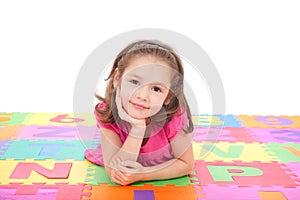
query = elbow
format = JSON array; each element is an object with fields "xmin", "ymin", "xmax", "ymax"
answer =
[
  {"xmin": 178, "ymin": 159, "xmax": 194, "ymax": 175},
  {"xmin": 184, "ymin": 157, "xmax": 195, "ymax": 175},
  {"xmin": 188, "ymin": 165, "xmax": 194, "ymax": 174},
  {"xmin": 186, "ymin": 162, "xmax": 194, "ymax": 174}
]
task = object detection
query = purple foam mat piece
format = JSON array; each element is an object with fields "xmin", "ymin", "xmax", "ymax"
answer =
[
  {"xmin": 0, "ymin": 140, "xmax": 13, "ymax": 155},
  {"xmin": 134, "ymin": 190, "xmax": 155, "ymax": 200},
  {"xmin": 16, "ymin": 125, "xmax": 99, "ymax": 141},
  {"xmin": 250, "ymin": 128, "xmax": 300, "ymax": 143}
]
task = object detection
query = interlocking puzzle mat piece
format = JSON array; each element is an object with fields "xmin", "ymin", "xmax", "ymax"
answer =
[
  {"xmin": 194, "ymin": 161, "xmax": 300, "ymax": 187},
  {"xmin": 23, "ymin": 113, "xmax": 96, "ymax": 126},
  {"xmin": 284, "ymin": 162, "xmax": 300, "ymax": 178},
  {"xmin": 264, "ymin": 142, "xmax": 300, "ymax": 162},
  {"xmin": 134, "ymin": 190, "xmax": 155, "ymax": 200},
  {"xmin": 189, "ymin": 170, "xmax": 205, "ymax": 199},
  {"xmin": 85, "ymin": 163, "xmax": 192, "ymax": 186},
  {"xmin": 238, "ymin": 115, "xmax": 300, "ymax": 128},
  {"xmin": 192, "ymin": 115, "xmax": 242, "ymax": 128},
  {"xmin": 202, "ymin": 184, "xmax": 298, "ymax": 200},
  {"xmin": 0, "ymin": 140, "xmax": 13, "ymax": 157},
  {"xmin": 14, "ymin": 125, "xmax": 100, "ymax": 142},
  {"xmin": 84, "ymin": 184, "xmax": 198, "ymax": 200},
  {"xmin": 0, "ymin": 113, "xmax": 30, "ymax": 125},
  {"xmin": 1, "ymin": 113, "xmax": 300, "ymax": 199},
  {"xmin": 0, "ymin": 183, "xmax": 90, "ymax": 200},
  {"xmin": 193, "ymin": 142, "xmax": 275, "ymax": 162},
  {"xmin": 193, "ymin": 127, "xmax": 257, "ymax": 143},
  {"xmin": 0, "ymin": 125, "xmax": 22, "ymax": 140},
  {"xmin": 0, "ymin": 139, "xmax": 85, "ymax": 160},
  {"xmin": 257, "ymin": 190, "xmax": 289, "ymax": 200},
  {"xmin": 9, "ymin": 162, "xmax": 73, "ymax": 179},
  {"xmin": 0, "ymin": 159, "xmax": 90, "ymax": 184},
  {"xmin": 250, "ymin": 128, "xmax": 300, "ymax": 144}
]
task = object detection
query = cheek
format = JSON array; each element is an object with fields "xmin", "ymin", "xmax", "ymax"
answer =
[
  {"xmin": 120, "ymin": 82, "xmax": 133, "ymax": 99},
  {"xmin": 150, "ymin": 95, "xmax": 168, "ymax": 109},
  {"xmin": 120, "ymin": 90, "xmax": 130, "ymax": 103}
]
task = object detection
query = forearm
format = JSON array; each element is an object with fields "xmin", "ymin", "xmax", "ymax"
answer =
[
  {"xmin": 141, "ymin": 158, "xmax": 194, "ymax": 181},
  {"xmin": 110, "ymin": 126, "xmax": 146, "ymax": 163}
]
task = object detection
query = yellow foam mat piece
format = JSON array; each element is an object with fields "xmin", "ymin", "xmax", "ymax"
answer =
[
  {"xmin": 258, "ymin": 191, "xmax": 288, "ymax": 200},
  {"xmin": 238, "ymin": 115, "xmax": 300, "ymax": 128},
  {"xmin": 193, "ymin": 142, "xmax": 275, "ymax": 162},
  {"xmin": 0, "ymin": 159, "xmax": 90, "ymax": 184},
  {"xmin": 23, "ymin": 113, "xmax": 96, "ymax": 126}
]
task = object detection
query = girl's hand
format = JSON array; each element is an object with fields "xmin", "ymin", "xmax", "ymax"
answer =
[
  {"xmin": 115, "ymin": 88, "xmax": 146, "ymax": 128},
  {"xmin": 110, "ymin": 160, "xmax": 146, "ymax": 185}
]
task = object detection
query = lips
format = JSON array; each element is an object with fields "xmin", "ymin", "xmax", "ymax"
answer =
[{"xmin": 130, "ymin": 101, "xmax": 149, "ymax": 110}]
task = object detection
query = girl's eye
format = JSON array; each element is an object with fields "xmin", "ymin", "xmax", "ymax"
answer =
[
  {"xmin": 129, "ymin": 79, "xmax": 139, "ymax": 85},
  {"xmin": 152, "ymin": 86, "xmax": 162, "ymax": 93}
]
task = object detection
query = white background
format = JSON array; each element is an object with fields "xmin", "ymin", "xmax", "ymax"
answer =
[{"xmin": 1, "ymin": 0, "xmax": 299, "ymax": 115}]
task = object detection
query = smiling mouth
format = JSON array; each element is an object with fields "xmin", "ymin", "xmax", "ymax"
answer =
[{"xmin": 130, "ymin": 101, "xmax": 149, "ymax": 110}]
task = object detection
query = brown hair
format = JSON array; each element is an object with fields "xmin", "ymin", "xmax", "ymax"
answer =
[{"xmin": 95, "ymin": 40, "xmax": 194, "ymax": 133}]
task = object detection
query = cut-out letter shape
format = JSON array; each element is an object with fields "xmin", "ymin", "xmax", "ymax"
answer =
[
  {"xmin": 9, "ymin": 162, "xmax": 72, "ymax": 179},
  {"xmin": 208, "ymin": 165, "xmax": 263, "ymax": 182},
  {"xmin": 50, "ymin": 114, "xmax": 84, "ymax": 123}
]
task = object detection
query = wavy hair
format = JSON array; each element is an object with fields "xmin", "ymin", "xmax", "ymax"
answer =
[{"xmin": 95, "ymin": 40, "xmax": 193, "ymax": 133}]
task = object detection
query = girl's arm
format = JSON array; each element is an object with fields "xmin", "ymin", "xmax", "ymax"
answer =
[
  {"xmin": 115, "ymin": 130, "xmax": 194, "ymax": 185},
  {"xmin": 100, "ymin": 126, "xmax": 146, "ymax": 177},
  {"xmin": 100, "ymin": 88, "xmax": 147, "ymax": 181},
  {"xmin": 142, "ymin": 131, "xmax": 194, "ymax": 181}
]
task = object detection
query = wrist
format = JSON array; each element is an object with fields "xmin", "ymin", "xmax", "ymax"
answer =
[
  {"xmin": 129, "ymin": 126, "xmax": 146, "ymax": 138},
  {"xmin": 140, "ymin": 166, "xmax": 152, "ymax": 181},
  {"xmin": 131, "ymin": 120, "xmax": 146, "ymax": 129}
]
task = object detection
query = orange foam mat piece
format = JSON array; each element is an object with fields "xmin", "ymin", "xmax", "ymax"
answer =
[{"xmin": 86, "ymin": 184, "xmax": 199, "ymax": 200}]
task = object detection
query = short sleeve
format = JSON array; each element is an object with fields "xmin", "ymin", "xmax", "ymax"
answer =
[{"xmin": 166, "ymin": 108, "xmax": 189, "ymax": 141}]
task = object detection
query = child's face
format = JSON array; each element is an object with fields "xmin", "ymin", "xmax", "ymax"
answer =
[{"xmin": 117, "ymin": 56, "xmax": 174, "ymax": 120}]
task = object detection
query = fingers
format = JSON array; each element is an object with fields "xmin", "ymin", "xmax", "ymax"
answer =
[
  {"xmin": 119, "ymin": 160, "xmax": 143, "ymax": 174},
  {"xmin": 109, "ymin": 157, "xmax": 122, "ymax": 170},
  {"xmin": 118, "ymin": 164, "xmax": 134, "ymax": 174},
  {"xmin": 115, "ymin": 88, "xmax": 124, "ymax": 117},
  {"xmin": 122, "ymin": 160, "xmax": 140, "ymax": 168},
  {"xmin": 111, "ymin": 169, "xmax": 130, "ymax": 185},
  {"xmin": 115, "ymin": 88, "xmax": 129, "ymax": 121},
  {"xmin": 111, "ymin": 169, "xmax": 123, "ymax": 185},
  {"xmin": 115, "ymin": 88, "xmax": 122, "ymax": 111},
  {"xmin": 115, "ymin": 88, "xmax": 146, "ymax": 128},
  {"xmin": 110, "ymin": 161, "xmax": 144, "ymax": 185}
]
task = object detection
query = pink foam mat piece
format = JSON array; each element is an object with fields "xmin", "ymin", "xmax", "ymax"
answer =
[
  {"xmin": 0, "ymin": 183, "xmax": 86, "ymax": 200},
  {"xmin": 193, "ymin": 127, "xmax": 256, "ymax": 143},
  {"xmin": 249, "ymin": 128, "xmax": 300, "ymax": 143},
  {"xmin": 202, "ymin": 184, "xmax": 299, "ymax": 200},
  {"xmin": 9, "ymin": 162, "xmax": 73, "ymax": 179},
  {"xmin": 0, "ymin": 185, "xmax": 57, "ymax": 200},
  {"xmin": 194, "ymin": 161, "xmax": 299, "ymax": 187},
  {"xmin": 283, "ymin": 162, "xmax": 300, "ymax": 179}
]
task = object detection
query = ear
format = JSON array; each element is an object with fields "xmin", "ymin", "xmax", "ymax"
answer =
[
  {"xmin": 164, "ymin": 97, "xmax": 171, "ymax": 106},
  {"xmin": 113, "ymin": 68, "xmax": 120, "ymax": 88}
]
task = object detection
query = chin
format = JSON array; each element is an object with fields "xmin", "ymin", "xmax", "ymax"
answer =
[{"xmin": 128, "ymin": 112, "xmax": 148, "ymax": 120}]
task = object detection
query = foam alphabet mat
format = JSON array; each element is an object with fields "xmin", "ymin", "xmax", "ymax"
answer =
[{"xmin": 0, "ymin": 113, "xmax": 299, "ymax": 199}]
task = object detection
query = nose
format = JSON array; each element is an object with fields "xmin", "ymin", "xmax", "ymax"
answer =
[{"xmin": 134, "ymin": 86, "xmax": 149, "ymax": 101}]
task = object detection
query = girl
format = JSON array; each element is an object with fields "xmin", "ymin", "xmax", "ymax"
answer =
[{"xmin": 84, "ymin": 40, "xmax": 194, "ymax": 185}]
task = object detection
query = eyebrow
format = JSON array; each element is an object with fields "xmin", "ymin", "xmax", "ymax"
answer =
[
  {"xmin": 130, "ymin": 74, "xmax": 143, "ymax": 80},
  {"xmin": 128, "ymin": 74, "xmax": 169, "ymax": 88}
]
